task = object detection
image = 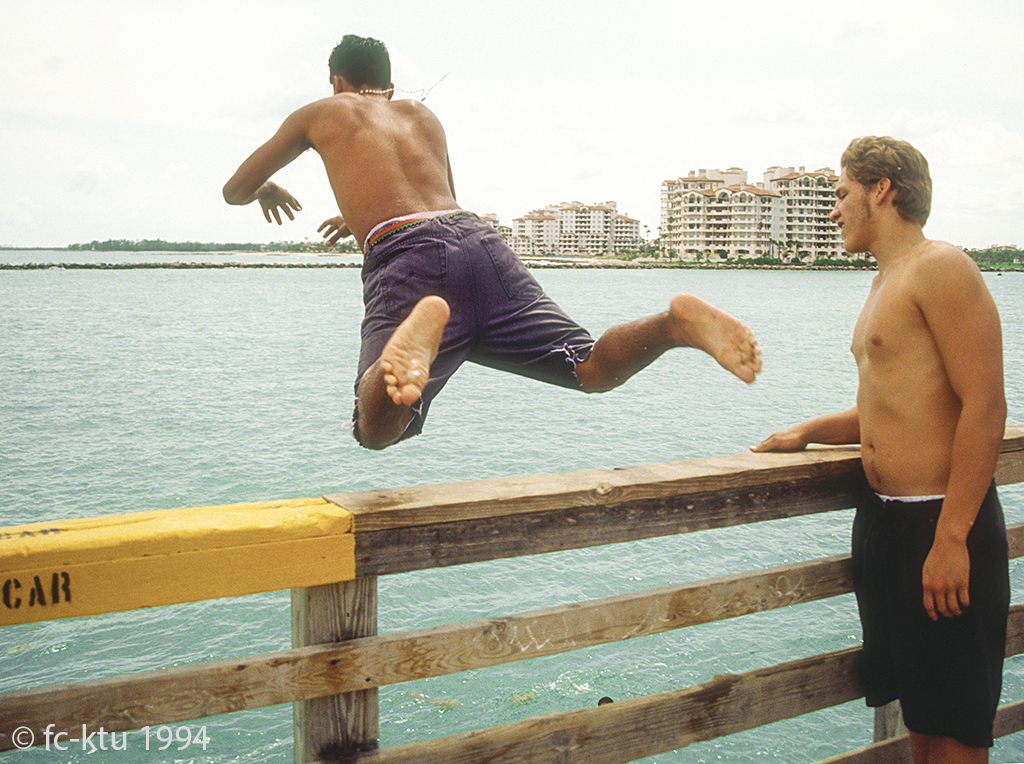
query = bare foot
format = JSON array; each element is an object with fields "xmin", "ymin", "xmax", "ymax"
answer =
[
  {"xmin": 380, "ymin": 296, "xmax": 451, "ymax": 406},
  {"xmin": 668, "ymin": 293, "xmax": 762, "ymax": 383}
]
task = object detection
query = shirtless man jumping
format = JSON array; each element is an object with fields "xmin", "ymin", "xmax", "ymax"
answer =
[
  {"xmin": 752, "ymin": 136, "xmax": 1008, "ymax": 763},
  {"xmin": 224, "ymin": 35, "xmax": 761, "ymax": 450}
]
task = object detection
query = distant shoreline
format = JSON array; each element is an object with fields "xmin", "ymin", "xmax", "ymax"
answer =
[
  {"xmin": 1, "ymin": 260, "xmax": 1020, "ymax": 272},
  {"xmin": 0, "ymin": 260, "xmax": 867, "ymax": 271}
]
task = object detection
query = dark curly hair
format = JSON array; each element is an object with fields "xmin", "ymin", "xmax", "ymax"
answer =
[{"xmin": 328, "ymin": 35, "xmax": 391, "ymax": 90}]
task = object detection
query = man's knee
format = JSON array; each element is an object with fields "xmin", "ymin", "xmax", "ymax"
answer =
[
  {"xmin": 578, "ymin": 377, "xmax": 616, "ymax": 394},
  {"xmin": 352, "ymin": 412, "xmax": 403, "ymax": 450},
  {"xmin": 574, "ymin": 360, "xmax": 620, "ymax": 394},
  {"xmin": 354, "ymin": 421, "xmax": 402, "ymax": 450},
  {"xmin": 357, "ymin": 433, "xmax": 395, "ymax": 451}
]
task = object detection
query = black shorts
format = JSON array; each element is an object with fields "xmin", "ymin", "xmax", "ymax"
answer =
[{"xmin": 851, "ymin": 482, "xmax": 1009, "ymax": 748}]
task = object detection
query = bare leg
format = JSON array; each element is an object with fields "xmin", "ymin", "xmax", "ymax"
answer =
[
  {"xmin": 574, "ymin": 293, "xmax": 761, "ymax": 392},
  {"xmin": 910, "ymin": 732, "xmax": 988, "ymax": 764},
  {"xmin": 356, "ymin": 295, "xmax": 450, "ymax": 450}
]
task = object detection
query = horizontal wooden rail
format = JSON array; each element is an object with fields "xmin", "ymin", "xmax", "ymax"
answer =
[
  {"xmin": 336, "ymin": 426, "xmax": 1024, "ymax": 577},
  {"xmin": 340, "ymin": 648, "xmax": 863, "ymax": 764},
  {"xmin": 813, "ymin": 700, "xmax": 1024, "ymax": 764}
]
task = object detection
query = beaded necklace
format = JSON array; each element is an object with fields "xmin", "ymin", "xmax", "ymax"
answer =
[{"xmin": 358, "ymin": 73, "xmax": 448, "ymax": 102}]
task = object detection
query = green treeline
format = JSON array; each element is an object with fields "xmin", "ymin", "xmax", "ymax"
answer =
[
  {"xmin": 967, "ymin": 247, "xmax": 1024, "ymax": 269},
  {"xmin": 66, "ymin": 238, "xmax": 360, "ymax": 254}
]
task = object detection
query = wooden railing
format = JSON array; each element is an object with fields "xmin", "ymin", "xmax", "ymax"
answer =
[{"xmin": 3, "ymin": 425, "xmax": 1024, "ymax": 763}]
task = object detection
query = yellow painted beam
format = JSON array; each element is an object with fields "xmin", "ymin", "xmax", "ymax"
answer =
[{"xmin": 0, "ymin": 498, "xmax": 354, "ymax": 626}]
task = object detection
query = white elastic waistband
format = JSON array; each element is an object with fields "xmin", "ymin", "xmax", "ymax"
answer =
[{"xmin": 875, "ymin": 492, "xmax": 945, "ymax": 503}]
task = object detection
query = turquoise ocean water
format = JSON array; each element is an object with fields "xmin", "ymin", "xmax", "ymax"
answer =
[{"xmin": 2, "ymin": 251, "xmax": 1023, "ymax": 763}]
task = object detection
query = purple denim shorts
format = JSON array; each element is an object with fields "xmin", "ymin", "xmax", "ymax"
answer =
[{"xmin": 352, "ymin": 212, "xmax": 595, "ymax": 443}]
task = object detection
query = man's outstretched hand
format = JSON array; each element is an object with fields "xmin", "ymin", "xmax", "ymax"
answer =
[
  {"xmin": 318, "ymin": 215, "xmax": 351, "ymax": 244},
  {"xmin": 256, "ymin": 182, "xmax": 302, "ymax": 225}
]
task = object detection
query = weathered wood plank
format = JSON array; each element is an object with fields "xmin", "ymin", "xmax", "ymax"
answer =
[
  {"xmin": 329, "ymin": 427, "xmax": 1023, "ymax": 537},
  {"xmin": 351, "ymin": 470, "xmax": 864, "ymax": 576},
  {"xmin": 292, "ymin": 578, "xmax": 379, "ymax": 763},
  {"xmin": 814, "ymin": 735, "xmax": 913, "ymax": 764},
  {"xmin": 993, "ymin": 698, "xmax": 1024, "ymax": 739},
  {"xmin": 328, "ymin": 447, "xmax": 866, "ymax": 533},
  {"xmin": 0, "ymin": 498, "xmax": 355, "ymax": 625},
  {"xmin": 997, "ymin": 423, "xmax": 1024, "ymax": 485},
  {"xmin": 341, "ymin": 428, "xmax": 1024, "ymax": 577},
  {"xmin": 311, "ymin": 647, "xmax": 866, "ymax": 764}
]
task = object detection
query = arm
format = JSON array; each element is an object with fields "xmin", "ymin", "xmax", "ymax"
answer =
[
  {"xmin": 915, "ymin": 252, "xmax": 1006, "ymax": 620},
  {"xmin": 223, "ymin": 106, "xmax": 315, "ymax": 224},
  {"xmin": 750, "ymin": 407, "xmax": 860, "ymax": 452}
]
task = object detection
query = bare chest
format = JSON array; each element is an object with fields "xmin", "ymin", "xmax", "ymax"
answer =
[{"xmin": 851, "ymin": 277, "xmax": 927, "ymax": 368}]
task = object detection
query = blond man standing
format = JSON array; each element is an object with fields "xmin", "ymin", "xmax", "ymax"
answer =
[{"xmin": 753, "ymin": 136, "xmax": 1008, "ymax": 763}]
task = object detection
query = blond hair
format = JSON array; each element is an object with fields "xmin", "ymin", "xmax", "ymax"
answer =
[{"xmin": 841, "ymin": 136, "xmax": 932, "ymax": 227}]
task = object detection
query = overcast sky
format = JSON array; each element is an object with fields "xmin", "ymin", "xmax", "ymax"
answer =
[{"xmin": 2, "ymin": 0, "xmax": 1022, "ymax": 249}]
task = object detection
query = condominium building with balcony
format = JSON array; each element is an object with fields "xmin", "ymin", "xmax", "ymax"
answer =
[
  {"xmin": 660, "ymin": 166, "xmax": 843, "ymax": 262},
  {"xmin": 512, "ymin": 201, "xmax": 643, "ymax": 258},
  {"xmin": 614, "ymin": 213, "xmax": 643, "ymax": 253},
  {"xmin": 512, "ymin": 211, "xmax": 560, "ymax": 257}
]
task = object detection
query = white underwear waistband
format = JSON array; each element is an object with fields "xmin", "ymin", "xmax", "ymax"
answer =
[{"xmin": 875, "ymin": 492, "xmax": 945, "ymax": 503}]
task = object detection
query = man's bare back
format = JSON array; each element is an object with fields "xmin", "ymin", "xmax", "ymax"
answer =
[
  {"xmin": 225, "ymin": 88, "xmax": 458, "ymax": 251},
  {"xmin": 305, "ymin": 95, "xmax": 459, "ymax": 248}
]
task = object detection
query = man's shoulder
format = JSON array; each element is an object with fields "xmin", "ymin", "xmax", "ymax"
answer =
[
  {"xmin": 285, "ymin": 94, "xmax": 355, "ymax": 127},
  {"xmin": 388, "ymin": 98, "xmax": 441, "ymax": 120},
  {"xmin": 905, "ymin": 239, "xmax": 989, "ymax": 307},
  {"xmin": 909, "ymin": 239, "xmax": 979, "ymax": 280},
  {"xmin": 917, "ymin": 238, "xmax": 970, "ymax": 262},
  {"xmin": 309, "ymin": 94, "xmax": 438, "ymax": 123}
]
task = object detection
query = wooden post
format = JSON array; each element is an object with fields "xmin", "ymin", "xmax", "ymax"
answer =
[
  {"xmin": 874, "ymin": 700, "xmax": 908, "ymax": 742},
  {"xmin": 292, "ymin": 577, "xmax": 379, "ymax": 763}
]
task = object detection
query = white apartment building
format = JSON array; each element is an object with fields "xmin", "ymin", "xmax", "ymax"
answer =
[
  {"xmin": 512, "ymin": 211, "xmax": 560, "ymax": 256},
  {"xmin": 660, "ymin": 166, "xmax": 844, "ymax": 262},
  {"xmin": 513, "ymin": 201, "xmax": 643, "ymax": 257},
  {"xmin": 614, "ymin": 213, "xmax": 643, "ymax": 253},
  {"xmin": 763, "ymin": 167, "xmax": 843, "ymax": 260}
]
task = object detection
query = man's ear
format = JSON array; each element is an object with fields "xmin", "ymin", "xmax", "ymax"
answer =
[
  {"xmin": 873, "ymin": 177, "xmax": 894, "ymax": 207},
  {"xmin": 387, "ymin": 82, "xmax": 395, "ymax": 100}
]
